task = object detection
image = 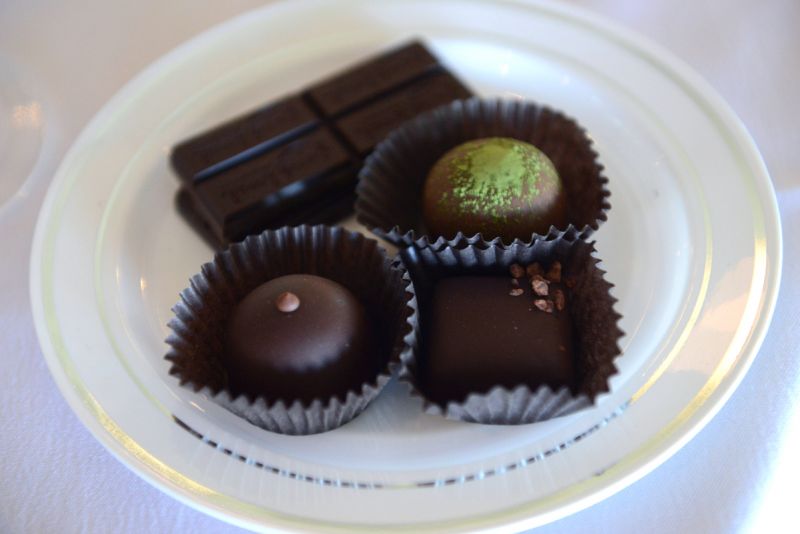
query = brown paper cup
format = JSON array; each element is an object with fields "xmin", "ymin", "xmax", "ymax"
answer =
[
  {"xmin": 165, "ymin": 225, "xmax": 419, "ymax": 435},
  {"xmin": 356, "ymin": 98, "xmax": 610, "ymax": 248},
  {"xmin": 398, "ymin": 228, "xmax": 622, "ymax": 424}
]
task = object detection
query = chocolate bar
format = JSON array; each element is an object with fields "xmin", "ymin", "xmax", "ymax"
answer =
[{"xmin": 171, "ymin": 41, "xmax": 472, "ymax": 248}]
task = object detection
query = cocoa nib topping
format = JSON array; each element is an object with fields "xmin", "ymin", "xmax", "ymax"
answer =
[
  {"xmin": 531, "ymin": 275, "xmax": 549, "ymax": 296},
  {"xmin": 553, "ymin": 289, "xmax": 565, "ymax": 311},
  {"xmin": 509, "ymin": 263, "xmax": 525, "ymax": 279},
  {"xmin": 546, "ymin": 261, "xmax": 562, "ymax": 283},
  {"xmin": 509, "ymin": 277, "xmax": 523, "ymax": 296},
  {"xmin": 507, "ymin": 261, "xmax": 569, "ymax": 313},
  {"xmin": 526, "ymin": 263, "xmax": 543, "ymax": 278},
  {"xmin": 533, "ymin": 299, "xmax": 554, "ymax": 313}
]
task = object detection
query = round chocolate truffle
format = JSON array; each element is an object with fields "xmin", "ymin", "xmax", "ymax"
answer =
[
  {"xmin": 422, "ymin": 137, "xmax": 567, "ymax": 241},
  {"xmin": 223, "ymin": 274, "xmax": 371, "ymax": 403}
]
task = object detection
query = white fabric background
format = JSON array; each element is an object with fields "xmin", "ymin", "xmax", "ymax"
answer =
[{"xmin": 0, "ymin": 1, "xmax": 797, "ymax": 532}]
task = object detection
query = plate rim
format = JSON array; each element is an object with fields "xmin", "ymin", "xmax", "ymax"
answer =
[{"xmin": 28, "ymin": 0, "xmax": 783, "ymax": 531}]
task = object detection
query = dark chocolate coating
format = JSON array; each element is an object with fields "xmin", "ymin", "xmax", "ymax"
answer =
[
  {"xmin": 223, "ymin": 274, "xmax": 371, "ymax": 403},
  {"xmin": 423, "ymin": 276, "xmax": 575, "ymax": 406},
  {"xmin": 422, "ymin": 137, "xmax": 567, "ymax": 241},
  {"xmin": 171, "ymin": 41, "xmax": 472, "ymax": 248}
]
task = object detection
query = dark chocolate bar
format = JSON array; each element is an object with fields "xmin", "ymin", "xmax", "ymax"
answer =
[{"xmin": 171, "ymin": 41, "xmax": 472, "ymax": 248}]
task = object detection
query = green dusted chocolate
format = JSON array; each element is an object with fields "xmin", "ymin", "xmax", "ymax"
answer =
[{"xmin": 422, "ymin": 137, "xmax": 566, "ymax": 241}]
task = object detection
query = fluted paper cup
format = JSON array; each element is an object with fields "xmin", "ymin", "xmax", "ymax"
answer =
[
  {"xmin": 398, "ymin": 228, "xmax": 622, "ymax": 424},
  {"xmin": 165, "ymin": 225, "xmax": 418, "ymax": 435},
  {"xmin": 356, "ymin": 98, "xmax": 610, "ymax": 248}
]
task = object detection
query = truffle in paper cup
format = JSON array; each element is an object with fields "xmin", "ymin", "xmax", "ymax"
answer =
[
  {"xmin": 165, "ymin": 225, "xmax": 418, "ymax": 435},
  {"xmin": 356, "ymin": 98, "xmax": 610, "ymax": 248},
  {"xmin": 398, "ymin": 229, "xmax": 622, "ymax": 424}
]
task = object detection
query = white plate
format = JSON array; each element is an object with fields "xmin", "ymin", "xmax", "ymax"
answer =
[{"xmin": 30, "ymin": 0, "xmax": 781, "ymax": 531}]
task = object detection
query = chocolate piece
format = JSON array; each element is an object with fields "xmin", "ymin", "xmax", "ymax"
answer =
[
  {"xmin": 422, "ymin": 137, "xmax": 567, "ymax": 241},
  {"xmin": 171, "ymin": 41, "xmax": 472, "ymax": 248},
  {"xmin": 171, "ymin": 96, "xmax": 317, "ymax": 183},
  {"xmin": 422, "ymin": 275, "xmax": 575, "ymax": 406},
  {"xmin": 223, "ymin": 274, "xmax": 372, "ymax": 403},
  {"xmin": 190, "ymin": 125, "xmax": 356, "ymax": 243},
  {"xmin": 398, "ymin": 234, "xmax": 623, "ymax": 424},
  {"xmin": 335, "ymin": 71, "xmax": 471, "ymax": 154},
  {"xmin": 166, "ymin": 226, "xmax": 415, "ymax": 434},
  {"xmin": 307, "ymin": 42, "xmax": 440, "ymax": 115},
  {"xmin": 356, "ymin": 99, "xmax": 611, "ymax": 248}
]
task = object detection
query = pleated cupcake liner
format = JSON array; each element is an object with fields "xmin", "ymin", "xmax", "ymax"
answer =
[
  {"xmin": 398, "ymin": 228, "xmax": 623, "ymax": 424},
  {"xmin": 356, "ymin": 97, "xmax": 610, "ymax": 248},
  {"xmin": 165, "ymin": 225, "xmax": 419, "ymax": 435}
]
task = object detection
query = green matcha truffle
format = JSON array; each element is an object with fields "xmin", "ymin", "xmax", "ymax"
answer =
[{"xmin": 422, "ymin": 137, "xmax": 567, "ymax": 241}]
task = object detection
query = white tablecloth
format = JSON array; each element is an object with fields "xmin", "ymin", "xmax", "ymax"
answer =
[{"xmin": 1, "ymin": 1, "xmax": 797, "ymax": 532}]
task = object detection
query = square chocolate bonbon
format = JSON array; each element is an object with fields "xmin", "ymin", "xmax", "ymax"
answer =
[
  {"xmin": 423, "ymin": 273, "xmax": 575, "ymax": 406},
  {"xmin": 171, "ymin": 41, "xmax": 472, "ymax": 249},
  {"xmin": 399, "ymin": 233, "xmax": 622, "ymax": 424}
]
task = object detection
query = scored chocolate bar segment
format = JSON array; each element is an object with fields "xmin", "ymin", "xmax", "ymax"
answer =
[
  {"xmin": 307, "ymin": 41, "xmax": 440, "ymax": 116},
  {"xmin": 171, "ymin": 96, "xmax": 317, "ymax": 183},
  {"xmin": 193, "ymin": 126, "xmax": 355, "ymax": 240},
  {"xmin": 338, "ymin": 70, "xmax": 472, "ymax": 155},
  {"xmin": 171, "ymin": 41, "xmax": 472, "ymax": 249}
]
